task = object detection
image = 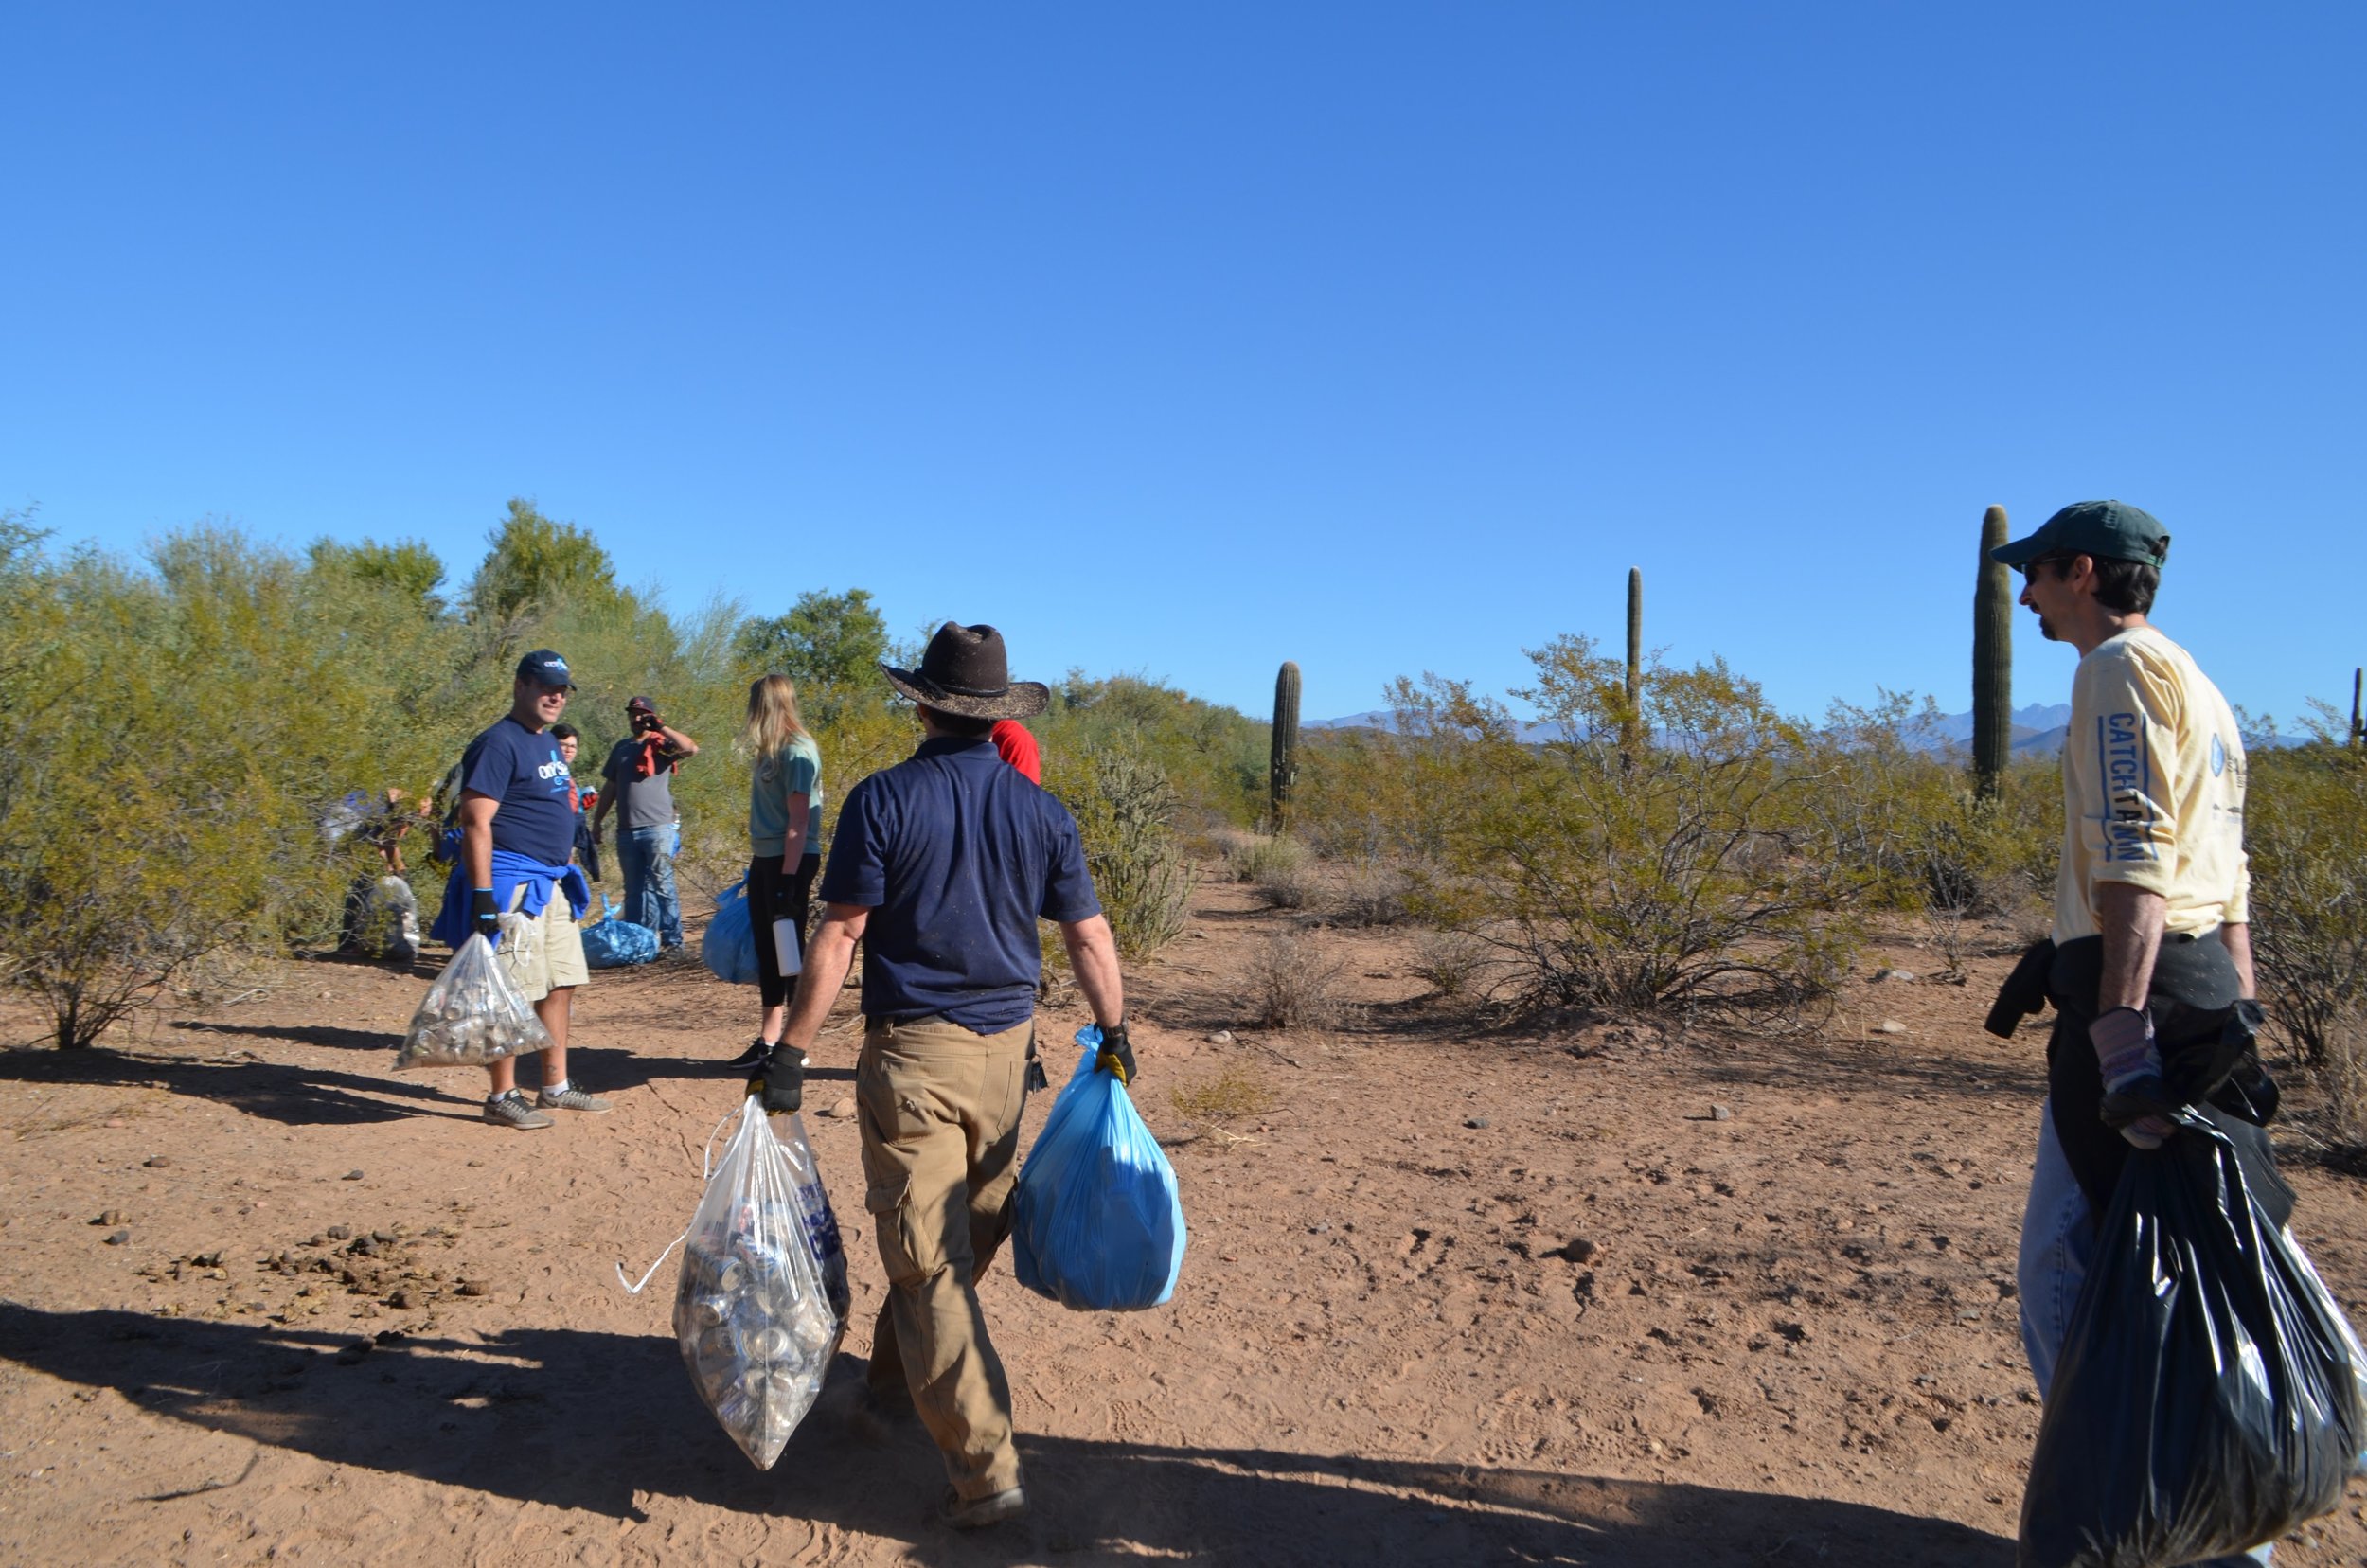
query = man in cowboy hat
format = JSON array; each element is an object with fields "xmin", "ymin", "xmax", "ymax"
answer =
[{"xmin": 750, "ymin": 622, "xmax": 1137, "ymax": 1529}]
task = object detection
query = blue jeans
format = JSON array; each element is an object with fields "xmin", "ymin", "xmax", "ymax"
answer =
[
  {"xmin": 616, "ymin": 824, "xmax": 684, "ymax": 949},
  {"xmin": 2019, "ymin": 1099, "xmax": 2271, "ymax": 1566}
]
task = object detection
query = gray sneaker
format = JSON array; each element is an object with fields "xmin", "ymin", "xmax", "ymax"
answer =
[
  {"xmin": 484, "ymin": 1092, "xmax": 554, "ymax": 1130},
  {"xmin": 536, "ymin": 1085, "xmax": 612, "ymax": 1114}
]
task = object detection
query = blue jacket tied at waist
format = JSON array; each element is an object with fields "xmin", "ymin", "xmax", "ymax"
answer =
[{"xmin": 428, "ymin": 844, "xmax": 592, "ymax": 951}]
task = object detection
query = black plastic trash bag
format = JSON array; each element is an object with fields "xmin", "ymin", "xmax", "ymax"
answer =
[{"xmin": 2020, "ymin": 1111, "xmax": 2367, "ymax": 1567}]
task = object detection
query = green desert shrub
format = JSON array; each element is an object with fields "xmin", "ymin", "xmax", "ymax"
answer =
[
  {"xmin": 1033, "ymin": 672, "xmax": 1266, "ymax": 831},
  {"xmin": 2247, "ymin": 743, "xmax": 2367, "ymax": 1070},
  {"xmin": 1379, "ymin": 638, "xmax": 1873, "ymax": 1024},
  {"xmin": 1046, "ymin": 749, "xmax": 1195, "ymax": 959},
  {"xmin": 0, "ymin": 525, "xmax": 471, "ymax": 1044}
]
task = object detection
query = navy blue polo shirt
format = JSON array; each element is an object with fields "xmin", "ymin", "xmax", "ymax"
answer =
[{"xmin": 819, "ymin": 736, "xmax": 1101, "ymax": 1032}]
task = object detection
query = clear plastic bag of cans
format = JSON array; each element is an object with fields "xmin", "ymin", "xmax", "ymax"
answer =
[
  {"xmin": 674, "ymin": 1097, "xmax": 850, "ymax": 1469},
  {"xmin": 394, "ymin": 932, "xmax": 554, "ymax": 1069}
]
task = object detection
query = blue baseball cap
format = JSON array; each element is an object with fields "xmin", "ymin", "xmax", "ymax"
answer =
[
  {"xmin": 514, "ymin": 649, "xmax": 576, "ymax": 689},
  {"xmin": 1989, "ymin": 500, "xmax": 2171, "ymax": 570}
]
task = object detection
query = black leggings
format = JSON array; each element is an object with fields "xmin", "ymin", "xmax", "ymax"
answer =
[{"xmin": 748, "ymin": 853, "xmax": 821, "ymax": 1010}]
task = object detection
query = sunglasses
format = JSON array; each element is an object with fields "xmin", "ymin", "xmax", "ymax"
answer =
[{"xmin": 2020, "ymin": 554, "xmax": 2075, "ymax": 581}]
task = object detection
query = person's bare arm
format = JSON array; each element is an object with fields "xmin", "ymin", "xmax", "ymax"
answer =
[
  {"xmin": 1059, "ymin": 913, "xmax": 1127, "ymax": 1027},
  {"xmin": 458, "ymin": 793, "xmax": 498, "ymax": 889},
  {"xmin": 658, "ymin": 724, "xmax": 699, "ymax": 758},
  {"xmin": 778, "ymin": 903, "xmax": 868, "ymax": 1056},
  {"xmin": 2095, "ymin": 882, "xmax": 2169, "ymax": 1013},
  {"xmin": 2222, "ymin": 921, "xmax": 2256, "ymax": 997},
  {"xmin": 781, "ymin": 793, "xmax": 809, "ymax": 874}
]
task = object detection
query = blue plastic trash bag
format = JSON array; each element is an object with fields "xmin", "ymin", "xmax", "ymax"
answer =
[
  {"xmin": 581, "ymin": 896, "xmax": 659, "ymax": 969},
  {"xmin": 702, "ymin": 877, "xmax": 760, "ymax": 986},
  {"xmin": 1013, "ymin": 1024, "xmax": 1186, "ymax": 1311}
]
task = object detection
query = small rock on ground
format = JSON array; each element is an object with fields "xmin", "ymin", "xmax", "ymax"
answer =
[
  {"xmin": 1709, "ymin": 1104, "xmax": 1734, "ymax": 1122},
  {"xmin": 1871, "ymin": 968, "xmax": 1918, "ymax": 983},
  {"xmin": 1465, "ymin": 1116, "xmax": 1491, "ymax": 1131},
  {"xmin": 827, "ymin": 1097, "xmax": 857, "ymax": 1119},
  {"xmin": 1876, "ymin": 1020, "xmax": 1908, "ymax": 1035},
  {"xmin": 1207, "ymin": 1030, "xmax": 1235, "ymax": 1045}
]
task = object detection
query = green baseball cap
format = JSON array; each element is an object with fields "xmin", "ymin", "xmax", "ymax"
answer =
[{"xmin": 1989, "ymin": 500, "xmax": 2171, "ymax": 569}]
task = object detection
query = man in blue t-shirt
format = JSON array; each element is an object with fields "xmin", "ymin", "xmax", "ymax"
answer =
[
  {"xmin": 429, "ymin": 649, "xmax": 609, "ymax": 1131},
  {"xmin": 750, "ymin": 622, "xmax": 1139, "ymax": 1530}
]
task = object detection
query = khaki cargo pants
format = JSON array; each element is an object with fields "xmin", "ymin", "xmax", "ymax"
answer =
[{"xmin": 857, "ymin": 1014, "xmax": 1034, "ymax": 1501}]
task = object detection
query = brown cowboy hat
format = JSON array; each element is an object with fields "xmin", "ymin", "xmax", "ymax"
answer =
[{"xmin": 880, "ymin": 622, "xmax": 1050, "ymax": 721}]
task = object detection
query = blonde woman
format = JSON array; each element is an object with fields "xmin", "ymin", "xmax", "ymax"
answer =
[{"xmin": 727, "ymin": 675, "xmax": 825, "ymax": 1068}]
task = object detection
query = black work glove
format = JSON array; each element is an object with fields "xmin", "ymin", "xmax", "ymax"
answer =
[
  {"xmin": 470, "ymin": 888, "xmax": 502, "ymax": 948},
  {"xmin": 767, "ymin": 873, "xmax": 802, "ymax": 924},
  {"xmin": 1095, "ymin": 1022, "xmax": 1138, "ymax": 1088},
  {"xmin": 748, "ymin": 1046, "xmax": 807, "ymax": 1115}
]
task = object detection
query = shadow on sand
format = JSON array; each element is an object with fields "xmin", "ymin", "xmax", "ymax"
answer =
[
  {"xmin": 0, "ymin": 1043, "xmax": 477, "ymax": 1126},
  {"xmin": 0, "ymin": 1299, "xmax": 2010, "ymax": 1566}
]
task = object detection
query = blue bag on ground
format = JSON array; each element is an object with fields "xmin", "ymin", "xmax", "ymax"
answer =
[
  {"xmin": 702, "ymin": 877, "xmax": 759, "ymax": 986},
  {"xmin": 2019, "ymin": 1110, "xmax": 2367, "ymax": 1567},
  {"xmin": 1012, "ymin": 1024, "xmax": 1186, "ymax": 1311},
  {"xmin": 580, "ymin": 896, "xmax": 658, "ymax": 969}
]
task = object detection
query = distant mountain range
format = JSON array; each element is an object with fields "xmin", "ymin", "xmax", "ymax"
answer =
[{"xmin": 1307, "ymin": 701, "xmax": 2305, "ymax": 756}]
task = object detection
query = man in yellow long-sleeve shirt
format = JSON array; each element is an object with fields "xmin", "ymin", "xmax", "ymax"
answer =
[{"xmin": 1997, "ymin": 500, "xmax": 2272, "ymax": 1568}]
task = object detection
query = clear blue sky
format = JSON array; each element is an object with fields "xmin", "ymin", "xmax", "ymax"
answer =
[{"xmin": 4, "ymin": 5, "xmax": 2359, "ymax": 727}]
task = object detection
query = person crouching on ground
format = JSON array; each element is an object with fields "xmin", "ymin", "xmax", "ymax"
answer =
[
  {"xmin": 1995, "ymin": 502, "xmax": 2270, "ymax": 1568},
  {"xmin": 728, "ymin": 674, "xmax": 825, "ymax": 1069},
  {"xmin": 748, "ymin": 622, "xmax": 1137, "ymax": 1529},
  {"xmin": 428, "ymin": 649, "xmax": 611, "ymax": 1131}
]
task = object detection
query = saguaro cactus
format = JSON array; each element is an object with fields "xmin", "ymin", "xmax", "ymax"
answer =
[
  {"xmin": 1973, "ymin": 506, "xmax": 2014, "ymax": 798},
  {"xmin": 1270, "ymin": 660, "xmax": 1301, "ymax": 826},
  {"xmin": 2352, "ymin": 668, "xmax": 2362, "ymax": 750},
  {"xmin": 1623, "ymin": 567, "xmax": 1644, "ymax": 765}
]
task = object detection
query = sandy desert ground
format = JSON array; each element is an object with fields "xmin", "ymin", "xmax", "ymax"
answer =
[{"xmin": 5, "ymin": 874, "xmax": 2366, "ymax": 1567}]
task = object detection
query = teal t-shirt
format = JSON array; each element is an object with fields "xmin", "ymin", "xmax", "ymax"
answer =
[{"xmin": 749, "ymin": 732, "xmax": 824, "ymax": 860}]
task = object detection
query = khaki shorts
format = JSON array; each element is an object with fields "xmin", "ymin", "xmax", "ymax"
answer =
[{"xmin": 496, "ymin": 885, "xmax": 589, "ymax": 1003}]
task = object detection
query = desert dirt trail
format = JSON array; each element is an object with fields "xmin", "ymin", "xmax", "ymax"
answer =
[{"xmin": 5, "ymin": 875, "xmax": 2366, "ymax": 1566}]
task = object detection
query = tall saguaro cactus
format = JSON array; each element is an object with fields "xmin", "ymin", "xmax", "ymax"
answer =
[
  {"xmin": 1270, "ymin": 660, "xmax": 1301, "ymax": 828},
  {"xmin": 2352, "ymin": 668, "xmax": 2362, "ymax": 750},
  {"xmin": 1973, "ymin": 506, "xmax": 2014, "ymax": 798},
  {"xmin": 1622, "ymin": 567, "xmax": 1644, "ymax": 766}
]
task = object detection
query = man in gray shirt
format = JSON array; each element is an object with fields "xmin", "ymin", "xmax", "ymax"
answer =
[{"xmin": 592, "ymin": 696, "xmax": 699, "ymax": 950}]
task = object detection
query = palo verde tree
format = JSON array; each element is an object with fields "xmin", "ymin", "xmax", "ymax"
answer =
[
  {"xmin": 737, "ymin": 587, "xmax": 892, "ymax": 690},
  {"xmin": 467, "ymin": 497, "xmax": 629, "ymax": 642}
]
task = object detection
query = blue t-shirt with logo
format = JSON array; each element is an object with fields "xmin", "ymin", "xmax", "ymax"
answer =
[{"xmin": 459, "ymin": 717, "xmax": 577, "ymax": 866}]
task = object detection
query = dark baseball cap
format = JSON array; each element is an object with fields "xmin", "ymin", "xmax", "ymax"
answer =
[
  {"xmin": 514, "ymin": 649, "xmax": 576, "ymax": 689},
  {"xmin": 1989, "ymin": 500, "xmax": 2171, "ymax": 570}
]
